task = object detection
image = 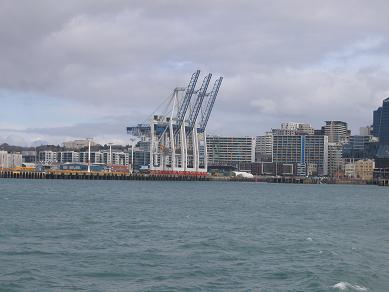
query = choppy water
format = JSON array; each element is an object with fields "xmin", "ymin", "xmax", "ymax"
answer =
[{"xmin": 0, "ymin": 179, "xmax": 388, "ymax": 291}]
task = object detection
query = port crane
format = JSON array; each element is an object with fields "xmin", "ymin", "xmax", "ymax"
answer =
[{"xmin": 127, "ymin": 70, "xmax": 223, "ymax": 175}]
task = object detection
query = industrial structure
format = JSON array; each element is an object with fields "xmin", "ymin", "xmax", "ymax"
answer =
[{"xmin": 127, "ymin": 70, "xmax": 223, "ymax": 176}]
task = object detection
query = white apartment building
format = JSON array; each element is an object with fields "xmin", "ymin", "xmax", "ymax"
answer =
[
  {"xmin": 0, "ymin": 151, "xmax": 22, "ymax": 169},
  {"xmin": 38, "ymin": 151, "xmax": 58, "ymax": 165}
]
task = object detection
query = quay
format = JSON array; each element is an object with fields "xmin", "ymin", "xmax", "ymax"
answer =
[
  {"xmin": 1, "ymin": 170, "xmax": 388, "ymax": 186},
  {"xmin": 0, "ymin": 170, "xmax": 210, "ymax": 181}
]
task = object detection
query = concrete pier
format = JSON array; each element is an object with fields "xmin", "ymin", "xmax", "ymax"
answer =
[{"xmin": 0, "ymin": 170, "xmax": 210, "ymax": 181}]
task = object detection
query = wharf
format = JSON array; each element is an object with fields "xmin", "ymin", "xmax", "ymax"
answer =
[
  {"xmin": 1, "ymin": 170, "xmax": 387, "ymax": 186},
  {"xmin": 0, "ymin": 170, "xmax": 209, "ymax": 181}
]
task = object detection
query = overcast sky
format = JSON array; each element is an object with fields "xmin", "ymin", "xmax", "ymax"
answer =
[{"xmin": 1, "ymin": 0, "xmax": 389, "ymax": 146}]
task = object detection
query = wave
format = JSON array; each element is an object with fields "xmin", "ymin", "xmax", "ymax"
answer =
[{"xmin": 333, "ymin": 282, "xmax": 368, "ymax": 291}]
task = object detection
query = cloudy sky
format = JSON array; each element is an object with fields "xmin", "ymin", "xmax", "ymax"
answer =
[{"xmin": 1, "ymin": 0, "xmax": 389, "ymax": 146}]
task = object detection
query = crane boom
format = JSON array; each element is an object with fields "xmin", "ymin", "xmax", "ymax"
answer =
[
  {"xmin": 199, "ymin": 77, "xmax": 223, "ymax": 132},
  {"xmin": 174, "ymin": 70, "xmax": 200, "ymax": 135},
  {"xmin": 186, "ymin": 73, "xmax": 212, "ymax": 134}
]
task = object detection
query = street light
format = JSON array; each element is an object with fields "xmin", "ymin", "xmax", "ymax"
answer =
[
  {"xmin": 108, "ymin": 142, "xmax": 114, "ymax": 172},
  {"xmin": 86, "ymin": 138, "xmax": 93, "ymax": 173},
  {"xmin": 129, "ymin": 137, "xmax": 137, "ymax": 174}
]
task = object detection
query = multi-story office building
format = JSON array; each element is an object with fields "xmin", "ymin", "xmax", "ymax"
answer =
[
  {"xmin": 324, "ymin": 121, "xmax": 349, "ymax": 144},
  {"xmin": 133, "ymin": 141, "xmax": 150, "ymax": 171},
  {"xmin": 101, "ymin": 151, "xmax": 130, "ymax": 165},
  {"xmin": 372, "ymin": 106, "xmax": 383, "ymax": 137},
  {"xmin": 271, "ymin": 122, "xmax": 314, "ymax": 136},
  {"xmin": 280, "ymin": 122, "xmax": 315, "ymax": 135},
  {"xmin": 272, "ymin": 135, "xmax": 328, "ymax": 176},
  {"xmin": 38, "ymin": 151, "xmax": 58, "ymax": 164},
  {"xmin": 207, "ymin": 136, "xmax": 256, "ymax": 171},
  {"xmin": 111, "ymin": 152, "xmax": 130, "ymax": 165},
  {"xmin": 79, "ymin": 152, "xmax": 103, "ymax": 164},
  {"xmin": 21, "ymin": 151, "xmax": 37, "ymax": 163},
  {"xmin": 373, "ymin": 97, "xmax": 389, "ymax": 144},
  {"xmin": 255, "ymin": 132, "xmax": 273, "ymax": 162},
  {"xmin": 272, "ymin": 135, "xmax": 302, "ymax": 164},
  {"xmin": 328, "ymin": 143, "xmax": 344, "ymax": 177},
  {"xmin": 342, "ymin": 135, "xmax": 377, "ymax": 159},
  {"xmin": 372, "ymin": 97, "xmax": 389, "ymax": 142},
  {"xmin": 355, "ymin": 159, "xmax": 375, "ymax": 180},
  {"xmin": 372, "ymin": 98, "xmax": 389, "ymax": 168},
  {"xmin": 344, "ymin": 159, "xmax": 375, "ymax": 180},
  {"xmin": 0, "ymin": 151, "xmax": 22, "ymax": 169},
  {"xmin": 304, "ymin": 135, "xmax": 329, "ymax": 176},
  {"xmin": 57, "ymin": 151, "xmax": 80, "ymax": 163}
]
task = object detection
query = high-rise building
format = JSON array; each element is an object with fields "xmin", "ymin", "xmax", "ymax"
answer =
[
  {"xmin": 372, "ymin": 106, "xmax": 382, "ymax": 137},
  {"xmin": 342, "ymin": 135, "xmax": 377, "ymax": 159},
  {"xmin": 372, "ymin": 97, "xmax": 389, "ymax": 143},
  {"xmin": 328, "ymin": 143, "xmax": 344, "ymax": 177},
  {"xmin": 272, "ymin": 135, "xmax": 328, "ymax": 176},
  {"xmin": 255, "ymin": 132, "xmax": 273, "ymax": 162},
  {"xmin": 207, "ymin": 136, "xmax": 256, "ymax": 171},
  {"xmin": 324, "ymin": 121, "xmax": 349, "ymax": 144}
]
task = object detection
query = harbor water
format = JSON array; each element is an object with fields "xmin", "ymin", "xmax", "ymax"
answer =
[{"xmin": 0, "ymin": 179, "xmax": 388, "ymax": 291}]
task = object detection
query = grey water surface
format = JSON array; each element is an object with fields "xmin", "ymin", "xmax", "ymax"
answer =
[{"xmin": 0, "ymin": 179, "xmax": 388, "ymax": 291}]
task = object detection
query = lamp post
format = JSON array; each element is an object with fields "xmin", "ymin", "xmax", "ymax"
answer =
[
  {"xmin": 86, "ymin": 138, "xmax": 93, "ymax": 173},
  {"xmin": 129, "ymin": 137, "xmax": 136, "ymax": 174},
  {"xmin": 108, "ymin": 142, "xmax": 113, "ymax": 172}
]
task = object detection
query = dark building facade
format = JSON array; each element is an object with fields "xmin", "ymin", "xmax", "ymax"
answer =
[
  {"xmin": 373, "ymin": 98, "xmax": 389, "ymax": 143},
  {"xmin": 342, "ymin": 136, "xmax": 378, "ymax": 159},
  {"xmin": 373, "ymin": 98, "xmax": 389, "ymax": 168}
]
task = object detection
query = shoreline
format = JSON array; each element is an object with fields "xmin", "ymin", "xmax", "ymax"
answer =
[{"xmin": 1, "ymin": 170, "xmax": 388, "ymax": 186}]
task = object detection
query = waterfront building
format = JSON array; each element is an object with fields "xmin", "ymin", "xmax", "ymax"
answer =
[
  {"xmin": 344, "ymin": 158, "xmax": 375, "ymax": 180},
  {"xmin": 57, "ymin": 151, "xmax": 80, "ymax": 163},
  {"xmin": 304, "ymin": 135, "xmax": 329, "ymax": 176},
  {"xmin": 372, "ymin": 98, "xmax": 389, "ymax": 169},
  {"xmin": 101, "ymin": 151, "xmax": 130, "ymax": 166},
  {"xmin": 21, "ymin": 151, "xmax": 37, "ymax": 163},
  {"xmin": 272, "ymin": 135, "xmax": 328, "ymax": 176},
  {"xmin": 207, "ymin": 136, "xmax": 256, "ymax": 172},
  {"xmin": 63, "ymin": 139, "xmax": 96, "ymax": 150},
  {"xmin": 323, "ymin": 121, "xmax": 350, "ymax": 144},
  {"xmin": 344, "ymin": 162, "xmax": 356, "ymax": 178},
  {"xmin": 342, "ymin": 135, "xmax": 377, "ymax": 159},
  {"xmin": 38, "ymin": 151, "xmax": 58, "ymax": 165},
  {"xmin": 328, "ymin": 143, "xmax": 344, "ymax": 177},
  {"xmin": 372, "ymin": 98, "xmax": 389, "ymax": 142},
  {"xmin": 0, "ymin": 151, "xmax": 22, "ymax": 169},
  {"xmin": 255, "ymin": 132, "xmax": 273, "ymax": 162},
  {"xmin": 355, "ymin": 159, "xmax": 375, "ymax": 180},
  {"xmin": 79, "ymin": 151, "xmax": 103, "ymax": 164},
  {"xmin": 133, "ymin": 141, "xmax": 150, "ymax": 171}
]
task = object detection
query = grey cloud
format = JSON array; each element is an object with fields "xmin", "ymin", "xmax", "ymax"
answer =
[{"xmin": 1, "ymin": 0, "xmax": 389, "ymax": 143}]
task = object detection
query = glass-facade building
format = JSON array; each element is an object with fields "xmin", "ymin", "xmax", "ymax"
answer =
[{"xmin": 373, "ymin": 98, "xmax": 389, "ymax": 143}]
